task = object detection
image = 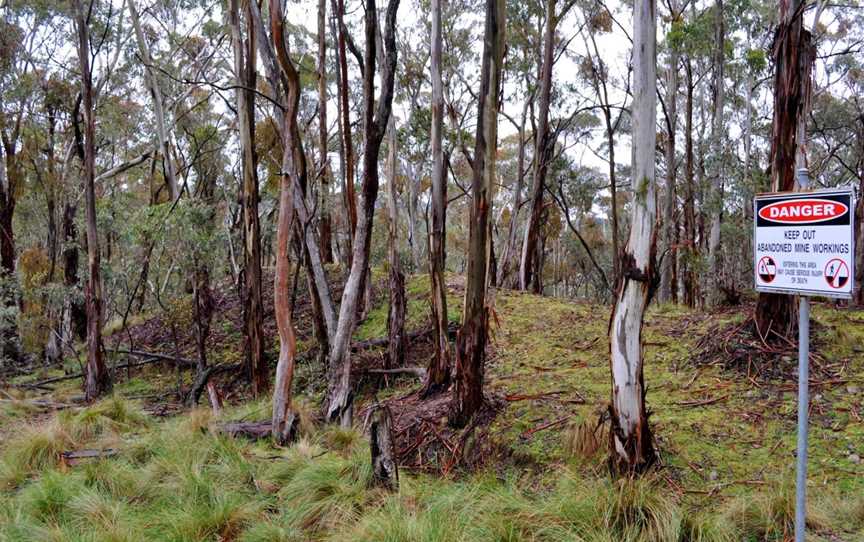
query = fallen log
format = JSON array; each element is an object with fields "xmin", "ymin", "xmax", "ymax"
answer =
[
  {"xmin": 114, "ymin": 349, "xmax": 196, "ymax": 367},
  {"xmin": 216, "ymin": 421, "xmax": 272, "ymax": 440}
]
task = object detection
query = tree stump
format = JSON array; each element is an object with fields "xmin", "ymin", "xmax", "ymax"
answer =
[{"xmin": 369, "ymin": 404, "xmax": 398, "ymax": 490}]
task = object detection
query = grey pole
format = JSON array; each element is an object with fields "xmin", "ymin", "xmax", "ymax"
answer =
[
  {"xmin": 795, "ymin": 296, "xmax": 810, "ymax": 542},
  {"xmin": 795, "ymin": 166, "xmax": 810, "ymax": 542}
]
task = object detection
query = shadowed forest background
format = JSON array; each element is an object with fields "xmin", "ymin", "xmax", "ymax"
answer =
[{"xmin": 0, "ymin": 0, "xmax": 863, "ymax": 540}]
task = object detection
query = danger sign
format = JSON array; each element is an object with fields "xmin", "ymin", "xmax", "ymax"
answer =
[{"xmin": 754, "ymin": 187, "xmax": 856, "ymax": 298}]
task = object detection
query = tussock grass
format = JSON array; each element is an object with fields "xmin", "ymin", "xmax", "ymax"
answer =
[
  {"xmin": 721, "ymin": 478, "xmax": 831, "ymax": 540},
  {"xmin": 0, "ymin": 421, "xmax": 74, "ymax": 489},
  {"xmin": 59, "ymin": 395, "xmax": 149, "ymax": 442}
]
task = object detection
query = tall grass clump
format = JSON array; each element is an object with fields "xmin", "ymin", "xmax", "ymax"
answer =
[
  {"xmin": 58, "ymin": 395, "xmax": 149, "ymax": 442},
  {"xmin": 0, "ymin": 421, "xmax": 74, "ymax": 489},
  {"xmin": 721, "ymin": 478, "xmax": 831, "ymax": 540},
  {"xmin": 273, "ymin": 439, "xmax": 373, "ymax": 533},
  {"xmin": 541, "ymin": 472, "xmax": 684, "ymax": 542}
]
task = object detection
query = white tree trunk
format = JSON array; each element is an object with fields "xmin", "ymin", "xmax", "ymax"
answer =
[
  {"xmin": 608, "ymin": 0, "xmax": 657, "ymax": 473},
  {"xmin": 128, "ymin": 0, "xmax": 179, "ymax": 202}
]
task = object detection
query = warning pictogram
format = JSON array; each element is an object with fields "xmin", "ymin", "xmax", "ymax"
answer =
[
  {"xmin": 824, "ymin": 259, "xmax": 849, "ymax": 289},
  {"xmin": 758, "ymin": 256, "xmax": 777, "ymax": 283}
]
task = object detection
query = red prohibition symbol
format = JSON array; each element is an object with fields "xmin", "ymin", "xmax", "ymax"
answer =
[
  {"xmin": 824, "ymin": 258, "xmax": 849, "ymax": 289},
  {"xmin": 757, "ymin": 256, "xmax": 777, "ymax": 284}
]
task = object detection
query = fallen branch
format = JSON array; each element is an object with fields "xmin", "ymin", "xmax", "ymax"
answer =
[
  {"xmin": 520, "ymin": 414, "xmax": 575, "ymax": 439},
  {"xmin": 8, "ymin": 356, "xmax": 180, "ymax": 390},
  {"xmin": 114, "ymin": 349, "xmax": 196, "ymax": 367},
  {"xmin": 61, "ymin": 448, "xmax": 119, "ymax": 466},
  {"xmin": 216, "ymin": 421, "xmax": 272, "ymax": 440},
  {"xmin": 676, "ymin": 394, "xmax": 730, "ymax": 407}
]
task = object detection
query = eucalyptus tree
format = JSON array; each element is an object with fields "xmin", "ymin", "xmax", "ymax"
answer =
[
  {"xmin": 607, "ymin": 0, "xmax": 657, "ymax": 473},
  {"xmin": 267, "ymin": 0, "xmax": 304, "ymax": 445},
  {"xmin": 658, "ymin": 0, "xmax": 683, "ymax": 304},
  {"xmin": 705, "ymin": 0, "xmax": 726, "ymax": 307},
  {"xmin": 325, "ymin": 0, "xmax": 401, "ymax": 426},
  {"xmin": 451, "ymin": 0, "xmax": 505, "ymax": 428},
  {"xmin": 228, "ymin": 0, "xmax": 267, "ymax": 396},
  {"xmin": 579, "ymin": 6, "xmax": 630, "ymax": 283},
  {"xmin": 128, "ymin": 0, "xmax": 179, "ymax": 202},
  {"xmin": 423, "ymin": 0, "xmax": 451, "ymax": 395},
  {"xmin": 519, "ymin": 0, "xmax": 578, "ymax": 294},
  {"xmin": 754, "ymin": 0, "xmax": 817, "ymax": 339},
  {"xmin": 72, "ymin": 0, "xmax": 111, "ymax": 401}
]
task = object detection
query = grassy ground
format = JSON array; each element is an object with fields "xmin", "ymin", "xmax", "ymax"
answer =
[{"xmin": 1, "ymin": 273, "xmax": 863, "ymax": 541}]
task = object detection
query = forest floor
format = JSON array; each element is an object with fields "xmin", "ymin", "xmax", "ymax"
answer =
[{"xmin": 1, "ymin": 270, "xmax": 863, "ymax": 541}]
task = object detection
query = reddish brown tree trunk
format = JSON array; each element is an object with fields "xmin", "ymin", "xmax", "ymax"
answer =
[
  {"xmin": 333, "ymin": 0, "xmax": 358, "ymax": 255},
  {"xmin": 318, "ymin": 0, "xmax": 334, "ymax": 265},
  {"xmin": 268, "ymin": 0, "xmax": 305, "ymax": 445},
  {"xmin": 754, "ymin": 0, "xmax": 813, "ymax": 340}
]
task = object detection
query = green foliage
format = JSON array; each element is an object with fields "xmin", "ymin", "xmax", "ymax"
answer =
[{"xmin": 745, "ymin": 48, "xmax": 767, "ymax": 73}]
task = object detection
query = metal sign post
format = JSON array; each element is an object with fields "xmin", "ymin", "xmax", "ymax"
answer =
[
  {"xmin": 753, "ymin": 175, "xmax": 856, "ymax": 542},
  {"xmin": 795, "ymin": 169, "xmax": 811, "ymax": 542},
  {"xmin": 795, "ymin": 294, "xmax": 809, "ymax": 542}
]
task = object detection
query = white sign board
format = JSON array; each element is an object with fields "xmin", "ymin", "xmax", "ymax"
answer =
[{"xmin": 754, "ymin": 187, "xmax": 856, "ymax": 299}]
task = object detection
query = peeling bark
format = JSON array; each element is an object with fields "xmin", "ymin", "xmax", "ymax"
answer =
[
  {"xmin": 74, "ymin": 0, "xmax": 111, "ymax": 402},
  {"xmin": 269, "ymin": 0, "xmax": 303, "ymax": 446},
  {"xmin": 450, "ymin": 0, "xmax": 505, "ymax": 429},
  {"xmin": 324, "ymin": 0, "xmax": 401, "ymax": 427},
  {"xmin": 754, "ymin": 0, "xmax": 814, "ymax": 340},
  {"xmin": 608, "ymin": 0, "xmax": 657, "ymax": 474},
  {"xmin": 229, "ymin": 0, "xmax": 267, "ymax": 396}
]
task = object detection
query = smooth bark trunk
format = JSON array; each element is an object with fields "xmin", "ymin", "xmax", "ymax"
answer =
[
  {"xmin": 385, "ymin": 107, "xmax": 406, "ymax": 370},
  {"xmin": 423, "ymin": 0, "xmax": 451, "ymax": 395},
  {"xmin": 269, "ymin": 0, "xmax": 303, "ymax": 445},
  {"xmin": 128, "ymin": 0, "xmax": 179, "ymax": 202},
  {"xmin": 706, "ymin": 0, "xmax": 725, "ymax": 307},
  {"xmin": 659, "ymin": 3, "xmax": 679, "ymax": 304},
  {"xmin": 318, "ymin": 0, "xmax": 334, "ymax": 265},
  {"xmin": 333, "ymin": 0, "xmax": 358, "ymax": 254}
]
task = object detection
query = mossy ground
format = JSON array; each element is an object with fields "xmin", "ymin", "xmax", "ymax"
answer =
[{"xmin": 1, "ymin": 273, "xmax": 862, "ymax": 541}]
